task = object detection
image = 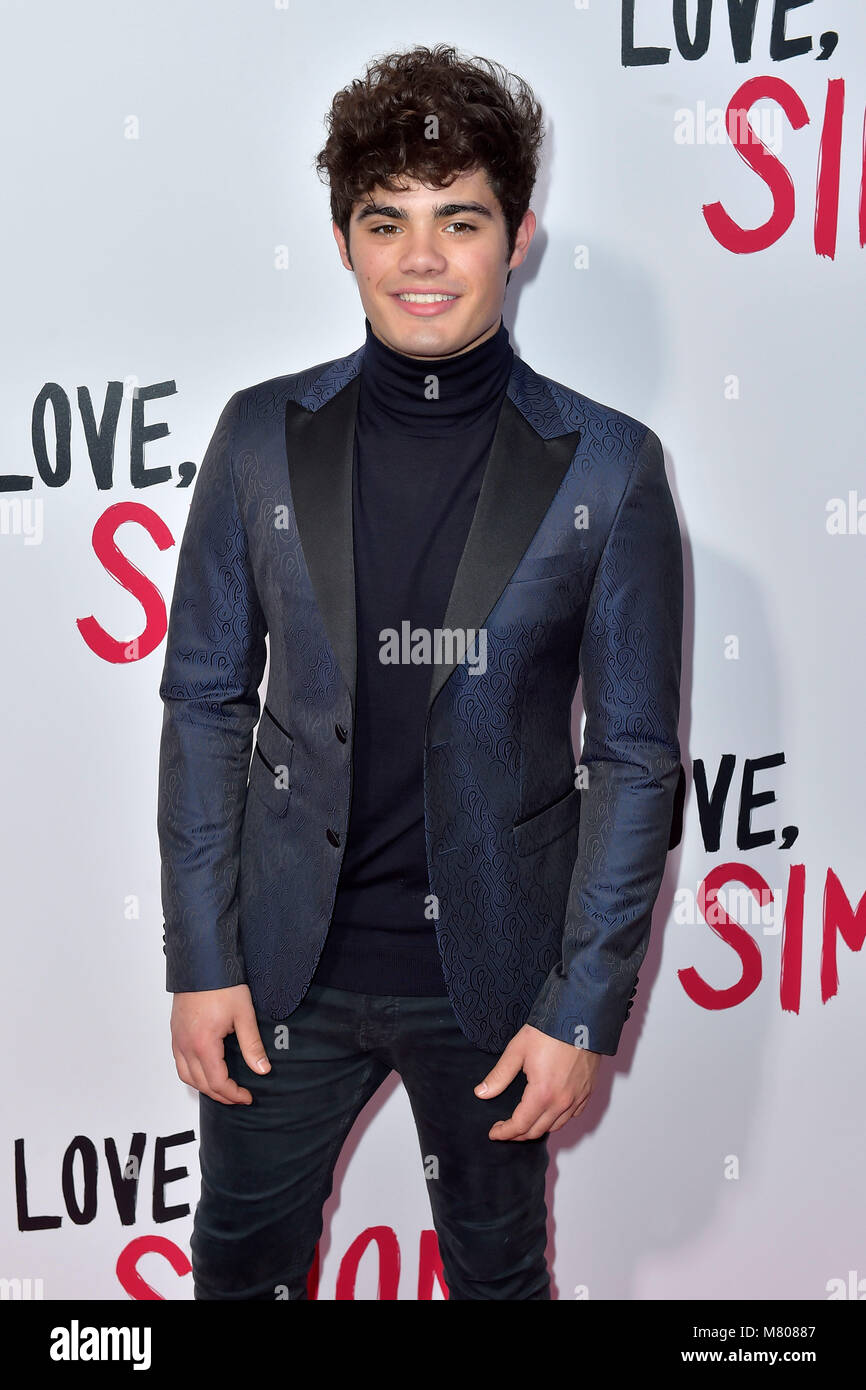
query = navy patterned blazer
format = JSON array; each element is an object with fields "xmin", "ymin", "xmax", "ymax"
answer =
[{"xmin": 157, "ymin": 342, "xmax": 684, "ymax": 1056}]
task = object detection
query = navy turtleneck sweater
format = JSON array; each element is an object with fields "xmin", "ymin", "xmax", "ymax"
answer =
[{"xmin": 311, "ymin": 313, "xmax": 514, "ymax": 996}]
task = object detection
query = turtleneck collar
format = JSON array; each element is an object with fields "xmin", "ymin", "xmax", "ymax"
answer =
[{"xmin": 357, "ymin": 315, "xmax": 514, "ymax": 435}]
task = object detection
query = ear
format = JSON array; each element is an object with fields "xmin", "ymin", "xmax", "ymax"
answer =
[
  {"xmin": 333, "ymin": 220, "xmax": 354, "ymax": 272},
  {"xmin": 508, "ymin": 208, "xmax": 536, "ymax": 273}
]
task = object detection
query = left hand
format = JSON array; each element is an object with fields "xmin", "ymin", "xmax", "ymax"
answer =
[{"xmin": 474, "ymin": 1024, "xmax": 602, "ymax": 1140}]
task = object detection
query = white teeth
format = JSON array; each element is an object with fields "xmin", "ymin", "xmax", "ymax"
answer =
[{"xmin": 398, "ymin": 293, "xmax": 456, "ymax": 302}]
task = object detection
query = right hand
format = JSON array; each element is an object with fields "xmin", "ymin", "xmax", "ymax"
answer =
[{"xmin": 170, "ymin": 984, "xmax": 271, "ymax": 1105}]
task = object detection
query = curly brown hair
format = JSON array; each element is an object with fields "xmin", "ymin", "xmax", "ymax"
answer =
[{"xmin": 315, "ymin": 43, "xmax": 545, "ymax": 265}]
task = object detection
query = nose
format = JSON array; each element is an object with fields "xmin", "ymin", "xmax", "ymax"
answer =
[{"xmin": 397, "ymin": 228, "xmax": 448, "ymax": 275}]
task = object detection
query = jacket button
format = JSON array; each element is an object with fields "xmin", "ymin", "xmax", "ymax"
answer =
[
  {"xmin": 335, "ymin": 723, "xmax": 347, "ymax": 742},
  {"xmin": 326, "ymin": 828, "xmax": 341, "ymax": 847}
]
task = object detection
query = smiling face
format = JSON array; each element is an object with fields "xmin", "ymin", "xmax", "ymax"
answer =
[{"xmin": 332, "ymin": 166, "xmax": 535, "ymax": 360}]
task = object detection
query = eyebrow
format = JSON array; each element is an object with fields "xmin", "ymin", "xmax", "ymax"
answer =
[{"xmin": 354, "ymin": 200, "xmax": 495, "ymax": 224}]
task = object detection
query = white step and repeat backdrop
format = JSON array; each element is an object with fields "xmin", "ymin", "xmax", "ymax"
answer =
[{"xmin": 2, "ymin": 1, "xmax": 864, "ymax": 1301}]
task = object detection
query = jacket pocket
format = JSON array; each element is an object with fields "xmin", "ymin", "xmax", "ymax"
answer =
[
  {"xmin": 247, "ymin": 705, "xmax": 294, "ymax": 817},
  {"xmin": 512, "ymin": 785, "xmax": 581, "ymax": 857}
]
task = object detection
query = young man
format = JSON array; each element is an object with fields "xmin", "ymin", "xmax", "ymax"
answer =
[{"xmin": 158, "ymin": 44, "xmax": 683, "ymax": 1301}]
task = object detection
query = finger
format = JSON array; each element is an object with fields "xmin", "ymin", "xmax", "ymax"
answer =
[
  {"xmin": 546, "ymin": 1091, "xmax": 592, "ymax": 1135},
  {"xmin": 173, "ymin": 1049, "xmax": 196, "ymax": 1090},
  {"xmin": 520, "ymin": 1102, "xmax": 575, "ymax": 1140},
  {"xmin": 194, "ymin": 1043, "xmax": 253, "ymax": 1105},
  {"xmin": 183, "ymin": 1053, "xmax": 230, "ymax": 1105},
  {"xmin": 548, "ymin": 1104, "xmax": 581, "ymax": 1134},
  {"xmin": 488, "ymin": 1089, "xmax": 560, "ymax": 1141},
  {"xmin": 475, "ymin": 1045, "xmax": 523, "ymax": 1099},
  {"xmin": 497, "ymin": 1104, "xmax": 567, "ymax": 1141},
  {"xmin": 234, "ymin": 1014, "xmax": 271, "ymax": 1077}
]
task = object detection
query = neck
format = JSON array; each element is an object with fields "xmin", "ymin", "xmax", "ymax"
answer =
[{"xmin": 358, "ymin": 315, "xmax": 513, "ymax": 435}]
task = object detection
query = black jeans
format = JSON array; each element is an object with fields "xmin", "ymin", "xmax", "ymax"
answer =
[{"xmin": 192, "ymin": 983, "xmax": 550, "ymax": 1300}]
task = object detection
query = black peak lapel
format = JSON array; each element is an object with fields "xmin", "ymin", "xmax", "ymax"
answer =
[
  {"xmin": 285, "ymin": 372, "xmax": 360, "ymax": 713},
  {"xmin": 427, "ymin": 394, "xmax": 581, "ymax": 711}
]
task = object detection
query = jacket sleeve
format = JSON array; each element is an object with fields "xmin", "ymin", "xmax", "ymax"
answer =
[
  {"xmin": 157, "ymin": 390, "xmax": 268, "ymax": 993},
  {"xmin": 526, "ymin": 426, "xmax": 683, "ymax": 1055}
]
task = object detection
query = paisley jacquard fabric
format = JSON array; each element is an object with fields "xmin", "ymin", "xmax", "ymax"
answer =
[{"xmin": 157, "ymin": 342, "xmax": 683, "ymax": 1056}]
